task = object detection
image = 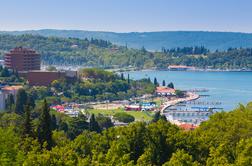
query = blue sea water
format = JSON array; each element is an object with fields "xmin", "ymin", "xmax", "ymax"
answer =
[{"xmin": 124, "ymin": 71, "xmax": 252, "ymax": 111}]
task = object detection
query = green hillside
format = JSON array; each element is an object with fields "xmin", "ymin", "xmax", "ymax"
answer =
[
  {"xmin": 2, "ymin": 29, "xmax": 252, "ymax": 50},
  {"xmin": 0, "ymin": 34, "xmax": 252, "ymax": 69}
]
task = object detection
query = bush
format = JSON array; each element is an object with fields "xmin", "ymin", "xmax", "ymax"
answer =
[{"xmin": 113, "ymin": 112, "xmax": 135, "ymax": 123}]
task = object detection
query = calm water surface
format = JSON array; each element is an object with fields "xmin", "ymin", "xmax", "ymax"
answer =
[{"xmin": 125, "ymin": 71, "xmax": 252, "ymax": 111}]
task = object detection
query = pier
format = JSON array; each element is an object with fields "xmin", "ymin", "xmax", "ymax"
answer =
[{"xmin": 184, "ymin": 101, "xmax": 222, "ymax": 105}]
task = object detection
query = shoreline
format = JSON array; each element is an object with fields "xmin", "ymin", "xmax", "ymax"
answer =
[{"xmin": 160, "ymin": 92, "xmax": 200, "ymax": 114}]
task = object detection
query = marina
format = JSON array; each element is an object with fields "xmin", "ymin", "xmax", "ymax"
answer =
[{"xmin": 124, "ymin": 70, "xmax": 252, "ymax": 110}]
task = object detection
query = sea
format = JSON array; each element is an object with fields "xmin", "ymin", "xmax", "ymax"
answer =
[{"xmin": 124, "ymin": 70, "xmax": 252, "ymax": 111}]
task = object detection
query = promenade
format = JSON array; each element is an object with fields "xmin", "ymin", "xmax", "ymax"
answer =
[{"xmin": 160, "ymin": 92, "xmax": 200, "ymax": 114}]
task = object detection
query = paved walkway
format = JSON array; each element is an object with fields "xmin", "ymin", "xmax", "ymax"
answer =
[{"xmin": 160, "ymin": 92, "xmax": 200, "ymax": 114}]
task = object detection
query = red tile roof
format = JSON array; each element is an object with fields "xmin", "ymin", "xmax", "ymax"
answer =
[
  {"xmin": 156, "ymin": 86, "xmax": 175, "ymax": 93},
  {"xmin": 179, "ymin": 124, "xmax": 197, "ymax": 131},
  {"xmin": 2, "ymin": 85, "xmax": 23, "ymax": 91}
]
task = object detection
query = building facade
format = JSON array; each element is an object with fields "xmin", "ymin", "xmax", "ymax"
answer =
[{"xmin": 4, "ymin": 47, "xmax": 40, "ymax": 72}]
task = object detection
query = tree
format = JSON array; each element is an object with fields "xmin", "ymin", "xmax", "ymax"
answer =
[
  {"xmin": 162, "ymin": 80, "xmax": 166, "ymax": 86},
  {"xmin": 37, "ymin": 99, "xmax": 53, "ymax": 150},
  {"xmin": 15, "ymin": 89, "xmax": 28, "ymax": 115},
  {"xmin": 167, "ymin": 82, "xmax": 174, "ymax": 89},
  {"xmin": 163, "ymin": 149, "xmax": 199, "ymax": 166},
  {"xmin": 152, "ymin": 111, "xmax": 167, "ymax": 123},
  {"xmin": 127, "ymin": 74, "xmax": 130, "ymax": 84},
  {"xmin": 120, "ymin": 73, "xmax": 124, "ymax": 80},
  {"xmin": 175, "ymin": 90, "xmax": 185, "ymax": 98},
  {"xmin": 96, "ymin": 114, "xmax": 114, "ymax": 129},
  {"xmin": 5, "ymin": 94, "xmax": 15, "ymax": 112},
  {"xmin": 22, "ymin": 105, "xmax": 32, "ymax": 137},
  {"xmin": 27, "ymin": 95, "xmax": 35, "ymax": 109},
  {"xmin": 58, "ymin": 121, "xmax": 68, "ymax": 133},
  {"xmin": 154, "ymin": 77, "xmax": 158, "ymax": 86},
  {"xmin": 89, "ymin": 114, "xmax": 101, "ymax": 133},
  {"xmin": 67, "ymin": 114, "xmax": 89, "ymax": 139},
  {"xmin": 113, "ymin": 112, "xmax": 135, "ymax": 123},
  {"xmin": 51, "ymin": 114, "xmax": 57, "ymax": 131},
  {"xmin": 1, "ymin": 67, "xmax": 10, "ymax": 77},
  {"xmin": 46, "ymin": 65, "xmax": 57, "ymax": 71}
]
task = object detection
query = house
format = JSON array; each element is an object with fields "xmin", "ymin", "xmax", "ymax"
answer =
[
  {"xmin": 155, "ymin": 86, "xmax": 175, "ymax": 96},
  {"xmin": 178, "ymin": 123, "xmax": 197, "ymax": 131}
]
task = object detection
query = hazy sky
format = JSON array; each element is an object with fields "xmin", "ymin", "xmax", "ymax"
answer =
[{"xmin": 0, "ymin": 0, "xmax": 251, "ymax": 32}]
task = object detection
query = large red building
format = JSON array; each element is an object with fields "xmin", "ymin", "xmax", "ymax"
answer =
[{"xmin": 4, "ymin": 47, "xmax": 40, "ymax": 71}]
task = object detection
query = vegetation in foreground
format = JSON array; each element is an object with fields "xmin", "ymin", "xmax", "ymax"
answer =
[{"xmin": 0, "ymin": 102, "xmax": 252, "ymax": 165}]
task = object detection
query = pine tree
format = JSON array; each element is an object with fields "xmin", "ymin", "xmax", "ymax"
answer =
[
  {"xmin": 154, "ymin": 77, "xmax": 158, "ymax": 86},
  {"xmin": 121, "ymin": 73, "xmax": 125, "ymax": 80},
  {"xmin": 167, "ymin": 82, "xmax": 174, "ymax": 89},
  {"xmin": 89, "ymin": 114, "xmax": 101, "ymax": 133},
  {"xmin": 127, "ymin": 74, "xmax": 130, "ymax": 84},
  {"xmin": 152, "ymin": 111, "xmax": 161, "ymax": 123},
  {"xmin": 58, "ymin": 120, "xmax": 68, "ymax": 132},
  {"xmin": 15, "ymin": 89, "xmax": 28, "ymax": 115},
  {"xmin": 27, "ymin": 95, "xmax": 35, "ymax": 109},
  {"xmin": 37, "ymin": 99, "xmax": 53, "ymax": 150},
  {"xmin": 162, "ymin": 80, "xmax": 166, "ymax": 86},
  {"xmin": 51, "ymin": 114, "xmax": 57, "ymax": 130},
  {"xmin": 23, "ymin": 105, "xmax": 32, "ymax": 137},
  {"xmin": 5, "ymin": 94, "xmax": 15, "ymax": 112}
]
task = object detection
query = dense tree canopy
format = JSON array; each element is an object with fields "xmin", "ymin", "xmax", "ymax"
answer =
[{"xmin": 0, "ymin": 101, "xmax": 252, "ymax": 165}]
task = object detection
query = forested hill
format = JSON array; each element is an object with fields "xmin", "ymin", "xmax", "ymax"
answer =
[
  {"xmin": 1, "ymin": 29, "xmax": 252, "ymax": 50},
  {"xmin": 0, "ymin": 34, "xmax": 252, "ymax": 69}
]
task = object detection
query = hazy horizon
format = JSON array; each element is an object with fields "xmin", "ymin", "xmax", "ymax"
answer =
[{"xmin": 1, "ymin": 29, "xmax": 252, "ymax": 34}]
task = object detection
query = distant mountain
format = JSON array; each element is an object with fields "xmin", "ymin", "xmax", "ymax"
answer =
[{"xmin": 1, "ymin": 29, "xmax": 252, "ymax": 50}]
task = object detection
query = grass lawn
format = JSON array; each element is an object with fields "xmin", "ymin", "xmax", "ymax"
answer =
[{"xmin": 86, "ymin": 108, "xmax": 154, "ymax": 121}]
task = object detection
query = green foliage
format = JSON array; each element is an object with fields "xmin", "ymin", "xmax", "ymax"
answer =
[
  {"xmin": 167, "ymin": 82, "xmax": 174, "ymax": 89},
  {"xmin": 163, "ymin": 149, "xmax": 199, "ymax": 166},
  {"xmin": 152, "ymin": 111, "xmax": 167, "ymax": 123},
  {"xmin": 46, "ymin": 65, "xmax": 57, "ymax": 71},
  {"xmin": 0, "ymin": 101, "xmax": 252, "ymax": 165},
  {"xmin": 15, "ymin": 89, "xmax": 28, "ymax": 115},
  {"xmin": 2, "ymin": 34, "xmax": 252, "ymax": 69},
  {"xmin": 37, "ymin": 100, "xmax": 53, "ymax": 150},
  {"xmin": 22, "ymin": 105, "xmax": 32, "ymax": 137},
  {"xmin": 175, "ymin": 90, "xmax": 186, "ymax": 98},
  {"xmin": 113, "ymin": 112, "xmax": 135, "ymax": 123},
  {"xmin": 89, "ymin": 114, "xmax": 101, "ymax": 133},
  {"xmin": 154, "ymin": 77, "xmax": 158, "ymax": 86},
  {"xmin": 96, "ymin": 114, "xmax": 114, "ymax": 129},
  {"xmin": 66, "ymin": 114, "xmax": 89, "ymax": 140},
  {"xmin": 5, "ymin": 94, "xmax": 15, "ymax": 112},
  {"xmin": 0, "ymin": 127, "xmax": 21, "ymax": 165}
]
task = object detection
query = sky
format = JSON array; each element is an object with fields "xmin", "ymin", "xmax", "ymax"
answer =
[{"xmin": 0, "ymin": 0, "xmax": 252, "ymax": 33}]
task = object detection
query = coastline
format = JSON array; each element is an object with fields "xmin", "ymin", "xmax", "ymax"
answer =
[
  {"xmin": 112, "ymin": 67, "xmax": 252, "ymax": 73},
  {"xmin": 160, "ymin": 92, "xmax": 200, "ymax": 114}
]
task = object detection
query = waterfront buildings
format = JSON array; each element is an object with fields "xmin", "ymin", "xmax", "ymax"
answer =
[
  {"xmin": 156, "ymin": 86, "xmax": 175, "ymax": 96},
  {"xmin": 168, "ymin": 65, "xmax": 195, "ymax": 71},
  {"xmin": 4, "ymin": 47, "xmax": 40, "ymax": 72}
]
